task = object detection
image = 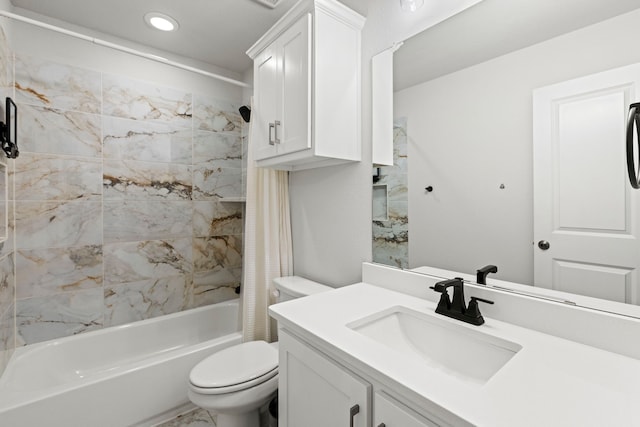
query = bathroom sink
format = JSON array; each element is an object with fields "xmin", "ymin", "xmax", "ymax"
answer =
[{"xmin": 347, "ymin": 306, "xmax": 522, "ymax": 384}]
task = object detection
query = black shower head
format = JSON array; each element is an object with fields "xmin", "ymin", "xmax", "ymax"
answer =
[{"xmin": 239, "ymin": 105, "xmax": 251, "ymax": 123}]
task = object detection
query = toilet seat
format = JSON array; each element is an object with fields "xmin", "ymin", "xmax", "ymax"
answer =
[{"xmin": 189, "ymin": 341, "xmax": 278, "ymax": 395}]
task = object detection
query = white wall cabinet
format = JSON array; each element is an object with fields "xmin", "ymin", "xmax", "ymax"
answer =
[
  {"xmin": 247, "ymin": 0, "xmax": 365, "ymax": 171},
  {"xmin": 279, "ymin": 330, "xmax": 444, "ymax": 427}
]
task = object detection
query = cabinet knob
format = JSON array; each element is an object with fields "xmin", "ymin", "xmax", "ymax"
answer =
[
  {"xmin": 350, "ymin": 404, "xmax": 360, "ymax": 427},
  {"xmin": 378, "ymin": 424, "xmax": 387, "ymax": 427}
]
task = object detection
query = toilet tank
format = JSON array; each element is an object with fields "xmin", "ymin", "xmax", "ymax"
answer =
[{"xmin": 273, "ymin": 276, "xmax": 332, "ymax": 302}]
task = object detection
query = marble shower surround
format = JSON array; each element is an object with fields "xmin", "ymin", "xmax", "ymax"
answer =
[
  {"xmin": 0, "ymin": 20, "xmax": 16, "ymax": 376},
  {"xmin": 12, "ymin": 53, "xmax": 244, "ymax": 345}
]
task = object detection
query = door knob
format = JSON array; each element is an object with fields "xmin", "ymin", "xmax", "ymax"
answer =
[{"xmin": 538, "ymin": 240, "xmax": 550, "ymax": 250}]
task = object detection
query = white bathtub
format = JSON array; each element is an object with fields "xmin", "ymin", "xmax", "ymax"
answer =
[{"xmin": 0, "ymin": 299, "xmax": 242, "ymax": 427}]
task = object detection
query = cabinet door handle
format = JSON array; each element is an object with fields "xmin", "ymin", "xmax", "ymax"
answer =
[
  {"xmin": 268, "ymin": 122, "xmax": 275, "ymax": 145},
  {"xmin": 377, "ymin": 424, "xmax": 386, "ymax": 427},
  {"xmin": 274, "ymin": 120, "xmax": 281, "ymax": 144},
  {"xmin": 349, "ymin": 404, "xmax": 360, "ymax": 427}
]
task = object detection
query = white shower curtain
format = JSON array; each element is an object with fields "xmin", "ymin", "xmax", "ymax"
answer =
[{"xmin": 242, "ymin": 99, "xmax": 293, "ymax": 343}]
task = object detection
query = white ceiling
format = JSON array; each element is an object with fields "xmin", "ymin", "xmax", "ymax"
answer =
[
  {"xmin": 395, "ymin": 0, "xmax": 640, "ymax": 90},
  {"xmin": 9, "ymin": 0, "xmax": 304, "ymax": 74},
  {"xmin": 9, "ymin": 0, "xmax": 640, "ymax": 88}
]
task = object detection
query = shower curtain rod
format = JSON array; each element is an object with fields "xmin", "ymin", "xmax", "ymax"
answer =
[{"xmin": 0, "ymin": 10, "xmax": 250, "ymax": 88}]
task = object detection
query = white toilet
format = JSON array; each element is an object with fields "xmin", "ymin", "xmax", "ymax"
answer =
[{"xmin": 187, "ymin": 276, "xmax": 332, "ymax": 427}]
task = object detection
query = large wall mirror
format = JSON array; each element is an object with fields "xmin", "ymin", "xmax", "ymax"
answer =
[{"xmin": 372, "ymin": 0, "xmax": 640, "ymax": 316}]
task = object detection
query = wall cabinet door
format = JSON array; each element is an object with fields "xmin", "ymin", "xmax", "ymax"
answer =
[
  {"xmin": 278, "ymin": 331, "xmax": 370, "ymax": 427},
  {"xmin": 277, "ymin": 13, "xmax": 311, "ymax": 156},
  {"xmin": 254, "ymin": 44, "xmax": 279, "ymax": 160},
  {"xmin": 253, "ymin": 14, "xmax": 311, "ymax": 162},
  {"xmin": 374, "ymin": 392, "xmax": 440, "ymax": 427}
]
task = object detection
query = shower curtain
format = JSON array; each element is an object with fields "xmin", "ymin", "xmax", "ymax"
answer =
[{"xmin": 242, "ymin": 98, "xmax": 293, "ymax": 343}]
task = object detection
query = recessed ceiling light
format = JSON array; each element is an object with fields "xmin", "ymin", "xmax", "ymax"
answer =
[{"xmin": 144, "ymin": 12, "xmax": 179, "ymax": 32}]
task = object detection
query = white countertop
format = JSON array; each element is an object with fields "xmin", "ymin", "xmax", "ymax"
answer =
[{"xmin": 269, "ymin": 283, "xmax": 640, "ymax": 427}]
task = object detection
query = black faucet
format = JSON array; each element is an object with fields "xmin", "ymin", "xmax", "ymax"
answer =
[
  {"xmin": 430, "ymin": 277, "xmax": 494, "ymax": 326},
  {"xmin": 476, "ymin": 265, "xmax": 498, "ymax": 285}
]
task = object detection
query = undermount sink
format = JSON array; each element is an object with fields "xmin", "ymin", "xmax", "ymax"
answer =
[{"xmin": 347, "ymin": 306, "xmax": 522, "ymax": 384}]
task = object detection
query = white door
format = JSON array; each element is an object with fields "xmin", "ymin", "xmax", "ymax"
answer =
[{"xmin": 533, "ymin": 64, "xmax": 640, "ymax": 304}]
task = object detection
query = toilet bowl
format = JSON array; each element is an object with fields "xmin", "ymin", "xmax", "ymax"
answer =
[
  {"xmin": 188, "ymin": 340, "xmax": 278, "ymax": 427},
  {"xmin": 187, "ymin": 276, "xmax": 332, "ymax": 427}
]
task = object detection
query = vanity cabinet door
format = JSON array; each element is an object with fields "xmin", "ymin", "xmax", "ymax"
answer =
[
  {"xmin": 374, "ymin": 392, "xmax": 440, "ymax": 427},
  {"xmin": 278, "ymin": 331, "xmax": 371, "ymax": 427}
]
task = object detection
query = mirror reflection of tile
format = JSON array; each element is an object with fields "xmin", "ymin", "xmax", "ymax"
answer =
[
  {"xmin": 0, "ymin": 162, "xmax": 6, "ymax": 243},
  {"xmin": 372, "ymin": 117, "xmax": 408, "ymax": 269}
]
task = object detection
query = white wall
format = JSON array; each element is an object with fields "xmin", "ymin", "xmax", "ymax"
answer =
[
  {"xmin": 290, "ymin": 0, "xmax": 481, "ymax": 286},
  {"xmin": 396, "ymin": 8, "xmax": 640, "ymax": 284}
]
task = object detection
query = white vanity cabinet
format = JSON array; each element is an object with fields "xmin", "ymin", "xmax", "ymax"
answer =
[
  {"xmin": 278, "ymin": 330, "xmax": 446, "ymax": 427},
  {"xmin": 278, "ymin": 331, "xmax": 371, "ymax": 427},
  {"xmin": 246, "ymin": 0, "xmax": 364, "ymax": 171}
]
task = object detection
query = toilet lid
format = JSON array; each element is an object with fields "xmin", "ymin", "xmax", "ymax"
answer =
[{"xmin": 190, "ymin": 341, "xmax": 278, "ymax": 390}]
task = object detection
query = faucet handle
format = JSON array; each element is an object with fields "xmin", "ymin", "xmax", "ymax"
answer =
[
  {"xmin": 466, "ymin": 296, "xmax": 494, "ymax": 325},
  {"xmin": 430, "ymin": 286, "xmax": 451, "ymax": 311},
  {"xmin": 471, "ymin": 296, "xmax": 494, "ymax": 305}
]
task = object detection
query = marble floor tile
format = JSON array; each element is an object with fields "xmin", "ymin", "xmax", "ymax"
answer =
[{"xmin": 155, "ymin": 408, "xmax": 216, "ymax": 427}]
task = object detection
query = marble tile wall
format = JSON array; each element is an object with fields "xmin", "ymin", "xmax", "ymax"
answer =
[
  {"xmin": 10, "ymin": 53, "xmax": 244, "ymax": 345},
  {"xmin": 0, "ymin": 20, "xmax": 15, "ymax": 376},
  {"xmin": 372, "ymin": 117, "xmax": 408, "ymax": 268}
]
